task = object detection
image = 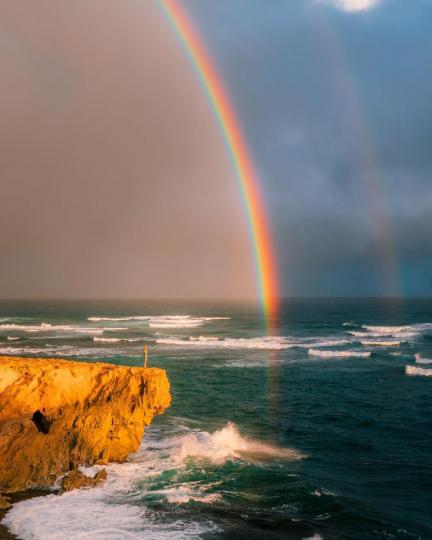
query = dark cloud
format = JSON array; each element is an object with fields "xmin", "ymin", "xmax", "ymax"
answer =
[{"xmin": 188, "ymin": 0, "xmax": 432, "ymax": 296}]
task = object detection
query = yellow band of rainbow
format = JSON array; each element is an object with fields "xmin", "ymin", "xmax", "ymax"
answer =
[{"xmin": 158, "ymin": 0, "xmax": 279, "ymax": 319}]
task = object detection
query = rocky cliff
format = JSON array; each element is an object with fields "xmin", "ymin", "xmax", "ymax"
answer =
[{"xmin": 0, "ymin": 356, "xmax": 171, "ymax": 493}]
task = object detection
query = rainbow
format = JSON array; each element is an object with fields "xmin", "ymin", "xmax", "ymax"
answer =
[{"xmin": 158, "ymin": 0, "xmax": 279, "ymax": 319}]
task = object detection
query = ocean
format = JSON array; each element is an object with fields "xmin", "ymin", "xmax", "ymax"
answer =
[{"xmin": 1, "ymin": 298, "xmax": 431, "ymax": 540}]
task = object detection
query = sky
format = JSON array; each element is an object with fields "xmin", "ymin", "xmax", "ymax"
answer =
[{"xmin": 0, "ymin": 0, "xmax": 431, "ymax": 299}]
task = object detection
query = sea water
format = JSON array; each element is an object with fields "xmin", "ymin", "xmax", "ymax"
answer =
[{"xmin": 1, "ymin": 298, "xmax": 431, "ymax": 539}]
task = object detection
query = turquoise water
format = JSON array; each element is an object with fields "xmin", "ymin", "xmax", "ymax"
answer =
[{"xmin": 1, "ymin": 299, "xmax": 432, "ymax": 539}]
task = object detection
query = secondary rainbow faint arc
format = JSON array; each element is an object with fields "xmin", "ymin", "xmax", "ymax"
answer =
[{"xmin": 158, "ymin": 0, "xmax": 279, "ymax": 319}]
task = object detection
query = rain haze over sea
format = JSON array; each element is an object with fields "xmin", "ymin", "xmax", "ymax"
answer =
[{"xmin": 1, "ymin": 298, "xmax": 432, "ymax": 539}]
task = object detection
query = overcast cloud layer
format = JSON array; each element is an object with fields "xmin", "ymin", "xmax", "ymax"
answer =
[
  {"xmin": 1, "ymin": 0, "xmax": 431, "ymax": 299},
  {"xmin": 188, "ymin": 0, "xmax": 432, "ymax": 296},
  {"xmin": 0, "ymin": 0, "xmax": 254, "ymax": 299}
]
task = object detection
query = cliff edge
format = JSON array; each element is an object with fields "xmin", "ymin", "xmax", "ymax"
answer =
[{"xmin": 0, "ymin": 356, "xmax": 171, "ymax": 493}]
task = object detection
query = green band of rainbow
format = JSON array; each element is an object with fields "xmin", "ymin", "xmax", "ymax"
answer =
[{"xmin": 158, "ymin": 0, "xmax": 279, "ymax": 319}]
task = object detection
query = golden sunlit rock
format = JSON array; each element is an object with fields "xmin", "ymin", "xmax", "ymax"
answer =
[{"xmin": 0, "ymin": 356, "xmax": 171, "ymax": 493}]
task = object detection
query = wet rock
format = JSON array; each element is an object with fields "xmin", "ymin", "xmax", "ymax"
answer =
[
  {"xmin": 0, "ymin": 495, "xmax": 11, "ymax": 510},
  {"xmin": 60, "ymin": 469, "xmax": 107, "ymax": 492}
]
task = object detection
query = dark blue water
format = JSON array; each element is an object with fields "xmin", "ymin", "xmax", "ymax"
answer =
[{"xmin": 1, "ymin": 299, "xmax": 432, "ymax": 539}]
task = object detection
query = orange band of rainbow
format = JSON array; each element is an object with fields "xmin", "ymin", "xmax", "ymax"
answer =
[{"xmin": 158, "ymin": 0, "xmax": 279, "ymax": 319}]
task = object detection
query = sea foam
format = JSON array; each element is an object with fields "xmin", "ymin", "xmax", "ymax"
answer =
[
  {"xmin": 361, "ymin": 323, "xmax": 432, "ymax": 339},
  {"xmin": 308, "ymin": 349, "xmax": 371, "ymax": 358},
  {"xmin": 156, "ymin": 335, "xmax": 293, "ymax": 350},
  {"xmin": 2, "ymin": 422, "xmax": 300, "ymax": 539},
  {"xmin": 176, "ymin": 422, "xmax": 304, "ymax": 464},
  {"xmin": 92, "ymin": 336, "xmax": 140, "ymax": 343},
  {"xmin": 88, "ymin": 315, "xmax": 229, "ymax": 329},
  {"xmin": 405, "ymin": 365, "xmax": 432, "ymax": 377},
  {"xmin": 0, "ymin": 323, "xmax": 104, "ymax": 335},
  {"xmin": 415, "ymin": 353, "xmax": 432, "ymax": 364}
]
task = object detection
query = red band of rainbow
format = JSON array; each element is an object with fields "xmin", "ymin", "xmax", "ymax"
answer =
[{"xmin": 158, "ymin": 0, "xmax": 279, "ymax": 319}]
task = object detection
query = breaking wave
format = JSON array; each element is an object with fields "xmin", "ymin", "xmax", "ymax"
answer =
[
  {"xmin": 176, "ymin": 422, "xmax": 304, "ymax": 464},
  {"xmin": 362, "ymin": 323, "xmax": 432, "ymax": 338},
  {"xmin": 0, "ymin": 323, "xmax": 105, "ymax": 335},
  {"xmin": 308, "ymin": 349, "xmax": 371, "ymax": 358},
  {"xmin": 156, "ymin": 335, "xmax": 294, "ymax": 350},
  {"xmin": 2, "ymin": 422, "xmax": 300, "ymax": 539},
  {"xmin": 362, "ymin": 325, "xmax": 411, "ymax": 334},
  {"xmin": 405, "ymin": 365, "xmax": 432, "ymax": 377},
  {"xmin": 88, "ymin": 315, "xmax": 229, "ymax": 329},
  {"xmin": 0, "ymin": 345, "xmax": 142, "ymax": 359},
  {"xmin": 415, "ymin": 353, "xmax": 432, "ymax": 365}
]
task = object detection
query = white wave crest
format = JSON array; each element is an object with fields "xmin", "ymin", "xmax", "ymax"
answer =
[
  {"xmin": 415, "ymin": 353, "xmax": 432, "ymax": 365},
  {"xmin": 405, "ymin": 365, "xmax": 432, "ymax": 377},
  {"xmin": 88, "ymin": 315, "xmax": 229, "ymax": 329},
  {"xmin": 0, "ymin": 345, "xmax": 142, "ymax": 359},
  {"xmin": 363, "ymin": 325, "xmax": 409, "ymax": 334},
  {"xmin": 360, "ymin": 340, "xmax": 400, "ymax": 347},
  {"xmin": 361, "ymin": 323, "xmax": 432, "ymax": 339},
  {"xmin": 308, "ymin": 348, "xmax": 371, "ymax": 358},
  {"xmin": 163, "ymin": 486, "xmax": 221, "ymax": 505},
  {"xmin": 89, "ymin": 316, "xmax": 151, "ymax": 322},
  {"xmin": 0, "ymin": 345, "xmax": 82, "ymax": 357},
  {"xmin": 176, "ymin": 422, "xmax": 304, "ymax": 464},
  {"xmin": 0, "ymin": 323, "xmax": 104, "ymax": 335},
  {"xmin": 156, "ymin": 335, "xmax": 293, "ymax": 350},
  {"xmin": 6, "ymin": 336, "xmax": 19, "ymax": 341},
  {"xmin": 92, "ymin": 336, "xmax": 140, "ymax": 343}
]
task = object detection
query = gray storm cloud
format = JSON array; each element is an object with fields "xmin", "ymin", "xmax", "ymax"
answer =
[
  {"xmin": 187, "ymin": 0, "xmax": 432, "ymax": 296},
  {"xmin": 0, "ymin": 1, "xmax": 255, "ymax": 299}
]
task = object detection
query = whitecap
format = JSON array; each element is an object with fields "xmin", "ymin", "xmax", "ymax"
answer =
[
  {"xmin": 156, "ymin": 335, "xmax": 294, "ymax": 350},
  {"xmin": 308, "ymin": 349, "xmax": 371, "ymax": 358},
  {"xmin": 0, "ymin": 323, "xmax": 104, "ymax": 335},
  {"xmin": 88, "ymin": 315, "xmax": 230, "ymax": 330},
  {"xmin": 175, "ymin": 422, "xmax": 304, "ymax": 464},
  {"xmin": 0, "ymin": 345, "xmax": 142, "ymax": 359},
  {"xmin": 405, "ymin": 365, "xmax": 432, "ymax": 377},
  {"xmin": 363, "ymin": 325, "xmax": 410, "ymax": 334},
  {"xmin": 360, "ymin": 340, "xmax": 400, "ymax": 347},
  {"xmin": 414, "ymin": 353, "xmax": 432, "ymax": 365},
  {"xmin": 362, "ymin": 323, "xmax": 432, "ymax": 339}
]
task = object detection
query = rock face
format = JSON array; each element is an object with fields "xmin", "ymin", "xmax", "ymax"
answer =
[
  {"xmin": 60, "ymin": 469, "xmax": 108, "ymax": 492},
  {"xmin": 0, "ymin": 495, "xmax": 11, "ymax": 510},
  {"xmin": 0, "ymin": 356, "xmax": 171, "ymax": 493}
]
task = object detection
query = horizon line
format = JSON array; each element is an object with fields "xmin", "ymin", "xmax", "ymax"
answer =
[{"xmin": 0, "ymin": 296, "xmax": 430, "ymax": 302}]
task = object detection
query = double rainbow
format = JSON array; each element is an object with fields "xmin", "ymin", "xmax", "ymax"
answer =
[{"xmin": 158, "ymin": 0, "xmax": 279, "ymax": 319}]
